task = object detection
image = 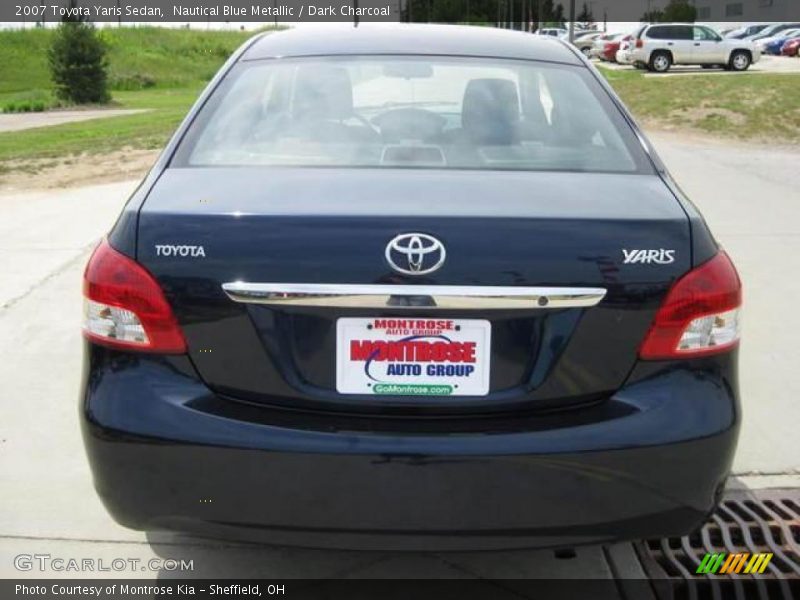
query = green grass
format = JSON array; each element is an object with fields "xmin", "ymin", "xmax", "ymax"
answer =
[
  {"xmin": 0, "ymin": 88, "xmax": 201, "ymax": 162},
  {"xmin": 0, "ymin": 26, "xmax": 257, "ymax": 100},
  {"xmin": 603, "ymin": 68, "xmax": 800, "ymax": 142},
  {"xmin": 0, "ymin": 26, "xmax": 278, "ymax": 163}
]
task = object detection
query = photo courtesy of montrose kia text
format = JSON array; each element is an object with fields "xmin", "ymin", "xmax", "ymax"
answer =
[{"xmin": 14, "ymin": 583, "xmax": 270, "ymax": 596}]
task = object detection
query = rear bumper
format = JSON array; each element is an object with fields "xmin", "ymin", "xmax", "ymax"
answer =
[
  {"xmin": 616, "ymin": 50, "xmax": 634, "ymax": 64},
  {"xmin": 81, "ymin": 345, "xmax": 740, "ymax": 551}
]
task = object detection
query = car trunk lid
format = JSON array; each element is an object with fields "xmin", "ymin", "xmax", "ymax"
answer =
[{"xmin": 136, "ymin": 167, "xmax": 690, "ymax": 414}]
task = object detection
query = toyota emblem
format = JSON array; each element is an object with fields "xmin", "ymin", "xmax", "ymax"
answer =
[{"xmin": 385, "ymin": 233, "xmax": 446, "ymax": 276}]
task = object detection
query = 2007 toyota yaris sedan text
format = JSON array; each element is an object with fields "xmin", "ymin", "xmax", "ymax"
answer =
[{"xmin": 80, "ymin": 24, "xmax": 742, "ymax": 550}]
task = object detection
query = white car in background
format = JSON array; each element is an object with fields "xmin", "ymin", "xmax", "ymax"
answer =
[
  {"xmin": 616, "ymin": 38, "xmax": 635, "ymax": 65},
  {"xmin": 571, "ymin": 31, "xmax": 603, "ymax": 56},
  {"xmin": 616, "ymin": 40, "xmax": 633, "ymax": 65},
  {"xmin": 725, "ymin": 24, "xmax": 770, "ymax": 39},
  {"xmin": 629, "ymin": 23, "xmax": 760, "ymax": 72},
  {"xmin": 535, "ymin": 28, "xmax": 568, "ymax": 38},
  {"xmin": 616, "ymin": 26, "xmax": 645, "ymax": 65}
]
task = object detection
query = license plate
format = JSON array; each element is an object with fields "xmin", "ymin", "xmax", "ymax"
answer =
[{"xmin": 336, "ymin": 317, "xmax": 491, "ymax": 396}]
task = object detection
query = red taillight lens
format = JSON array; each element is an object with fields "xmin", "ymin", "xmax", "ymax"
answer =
[
  {"xmin": 639, "ymin": 251, "xmax": 741, "ymax": 360},
  {"xmin": 636, "ymin": 38, "xmax": 644, "ymax": 48},
  {"xmin": 83, "ymin": 239, "xmax": 187, "ymax": 353}
]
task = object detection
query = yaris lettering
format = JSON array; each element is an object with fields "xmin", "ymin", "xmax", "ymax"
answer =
[{"xmin": 622, "ymin": 248, "xmax": 676, "ymax": 264}]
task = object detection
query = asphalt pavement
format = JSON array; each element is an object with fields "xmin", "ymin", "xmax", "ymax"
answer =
[{"xmin": 0, "ymin": 132, "xmax": 797, "ymax": 581}]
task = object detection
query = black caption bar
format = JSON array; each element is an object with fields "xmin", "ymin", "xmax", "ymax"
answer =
[
  {"xmin": 6, "ymin": 0, "xmax": 800, "ymax": 23},
  {"xmin": 8, "ymin": 578, "xmax": 795, "ymax": 600},
  {"xmin": 4, "ymin": 578, "xmax": 674, "ymax": 600}
]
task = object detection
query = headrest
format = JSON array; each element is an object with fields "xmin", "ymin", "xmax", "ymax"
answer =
[
  {"xmin": 461, "ymin": 78, "xmax": 520, "ymax": 145},
  {"xmin": 292, "ymin": 66, "xmax": 353, "ymax": 120}
]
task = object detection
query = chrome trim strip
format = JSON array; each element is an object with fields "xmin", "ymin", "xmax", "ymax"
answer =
[{"xmin": 221, "ymin": 283, "xmax": 606, "ymax": 309}]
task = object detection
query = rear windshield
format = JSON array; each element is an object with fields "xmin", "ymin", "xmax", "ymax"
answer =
[{"xmin": 173, "ymin": 55, "xmax": 649, "ymax": 173}]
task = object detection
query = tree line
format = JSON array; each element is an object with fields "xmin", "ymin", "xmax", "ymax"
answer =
[
  {"xmin": 399, "ymin": 0, "xmax": 696, "ymax": 27},
  {"xmin": 43, "ymin": 0, "xmax": 696, "ymax": 107}
]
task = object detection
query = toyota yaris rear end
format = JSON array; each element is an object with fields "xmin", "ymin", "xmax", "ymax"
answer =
[{"xmin": 80, "ymin": 25, "xmax": 741, "ymax": 550}]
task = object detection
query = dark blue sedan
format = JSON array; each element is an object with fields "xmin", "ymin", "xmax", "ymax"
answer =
[
  {"xmin": 80, "ymin": 25, "xmax": 742, "ymax": 550},
  {"xmin": 763, "ymin": 31, "xmax": 800, "ymax": 54}
]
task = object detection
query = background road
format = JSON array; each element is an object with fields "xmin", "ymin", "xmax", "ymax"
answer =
[
  {"xmin": 598, "ymin": 54, "xmax": 800, "ymax": 75},
  {"xmin": 0, "ymin": 132, "xmax": 797, "ymax": 580}
]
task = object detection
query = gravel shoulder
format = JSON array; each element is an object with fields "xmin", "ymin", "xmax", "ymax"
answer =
[
  {"xmin": 0, "ymin": 147, "xmax": 158, "ymax": 193},
  {"xmin": 0, "ymin": 129, "xmax": 791, "ymax": 195}
]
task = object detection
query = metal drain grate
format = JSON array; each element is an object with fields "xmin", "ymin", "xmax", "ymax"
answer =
[{"xmin": 635, "ymin": 489, "xmax": 800, "ymax": 600}]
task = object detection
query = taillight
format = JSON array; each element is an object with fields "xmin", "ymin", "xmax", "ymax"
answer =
[
  {"xmin": 639, "ymin": 251, "xmax": 741, "ymax": 360},
  {"xmin": 636, "ymin": 38, "xmax": 644, "ymax": 48},
  {"xmin": 83, "ymin": 239, "xmax": 186, "ymax": 353}
]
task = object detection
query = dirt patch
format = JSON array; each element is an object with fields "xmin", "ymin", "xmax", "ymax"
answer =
[
  {"xmin": 678, "ymin": 107, "xmax": 747, "ymax": 126},
  {"xmin": 608, "ymin": 119, "xmax": 799, "ymax": 153},
  {"xmin": 0, "ymin": 148, "xmax": 159, "ymax": 193},
  {"xmin": 680, "ymin": 108, "xmax": 747, "ymax": 125}
]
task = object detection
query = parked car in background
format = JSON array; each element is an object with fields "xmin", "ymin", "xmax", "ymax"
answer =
[
  {"xmin": 616, "ymin": 38, "xmax": 635, "ymax": 65},
  {"xmin": 617, "ymin": 25, "xmax": 646, "ymax": 65},
  {"xmin": 600, "ymin": 33, "xmax": 630, "ymax": 62},
  {"xmin": 535, "ymin": 27, "xmax": 567, "ymax": 38},
  {"xmin": 572, "ymin": 31, "xmax": 603, "ymax": 56},
  {"xmin": 590, "ymin": 32, "xmax": 622, "ymax": 58},
  {"xmin": 759, "ymin": 29, "xmax": 800, "ymax": 54},
  {"xmin": 630, "ymin": 23, "xmax": 760, "ymax": 72},
  {"xmin": 781, "ymin": 37, "xmax": 800, "ymax": 56},
  {"xmin": 748, "ymin": 23, "xmax": 800, "ymax": 41},
  {"xmin": 573, "ymin": 29, "xmax": 600, "ymax": 39},
  {"xmin": 726, "ymin": 24, "xmax": 770, "ymax": 39}
]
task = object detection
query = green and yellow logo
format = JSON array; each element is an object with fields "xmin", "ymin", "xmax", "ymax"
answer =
[{"xmin": 696, "ymin": 552, "xmax": 773, "ymax": 575}]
